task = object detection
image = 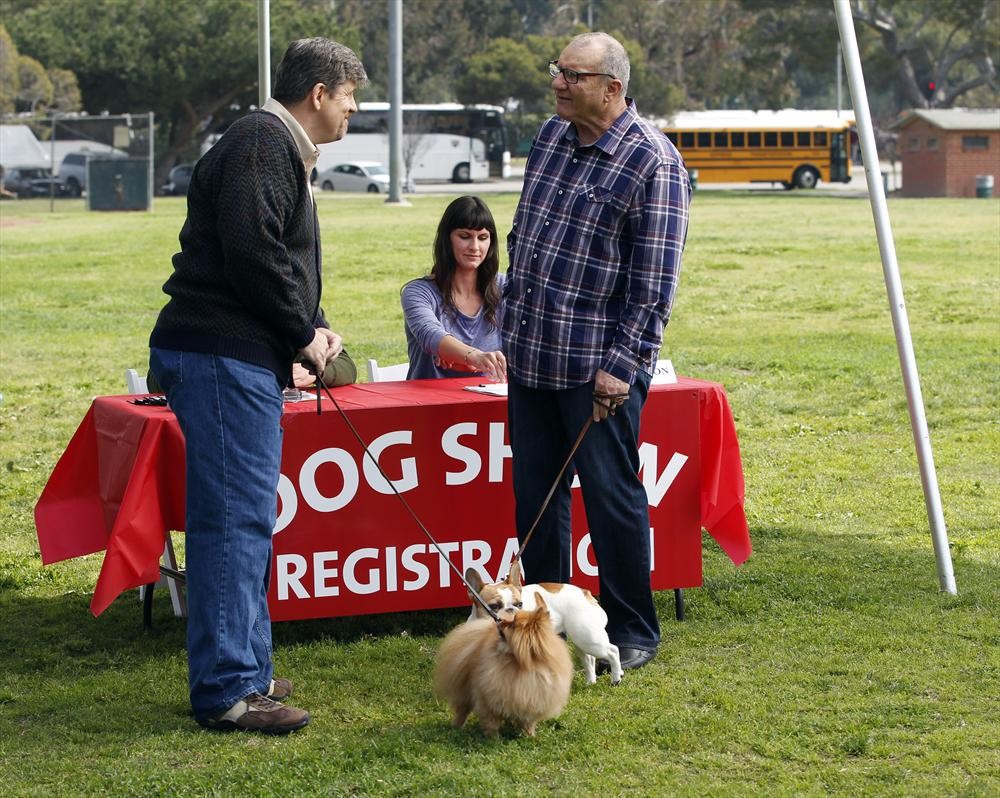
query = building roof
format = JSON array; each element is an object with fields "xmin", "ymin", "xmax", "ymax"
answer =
[
  {"xmin": 659, "ymin": 109, "xmax": 855, "ymax": 130},
  {"xmin": 890, "ymin": 108, "xmax": 1000, "ymax": 131}
]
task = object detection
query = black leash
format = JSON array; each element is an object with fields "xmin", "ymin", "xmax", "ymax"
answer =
[
  {"xmin": 313, "ymin": 374, "xmax": 503, "ymax": 630},
  {"xmin": 508, "ymin": 390, "xmax": 626, "ymax": 569}
]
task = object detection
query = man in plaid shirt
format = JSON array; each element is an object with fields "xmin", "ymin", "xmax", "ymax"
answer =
[{"xmin": 502, "ymin": 32, "xmax": 691, "ymax": 673}]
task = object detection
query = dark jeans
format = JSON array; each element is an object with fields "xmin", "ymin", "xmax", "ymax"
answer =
[
  {"xmin": 149, "ymin": 348, "xmax": 284, "ymax": 719},
  {"xmin": 507, "ymin": 370, "xmax": 659, "ymax": 651}
]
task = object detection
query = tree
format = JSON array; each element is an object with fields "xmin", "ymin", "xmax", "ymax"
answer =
[
  {"xmin": 455, "ymin": 36, "xmax": 563, "ymax": 112},
  {"xmin": 17, "ymin": 54, "xmax": 52, "ymax": 113},
  {"xmin": 0, "ymin": 25, "xmax": 20, "ymax": 115},
  {"xmin": 47, "ymin": 68, "xmax": 81, "ymax": 114},
  {"xmin": 6, "ymin": 0, "xmax": 360, "ymax": 188},
  {"xmin": 401, "ymin": 112, "xmax": 433, "ymax": 187},
  {"xmin": 851, "ymin": 0, "xmax": 998, "ymax": 109}
]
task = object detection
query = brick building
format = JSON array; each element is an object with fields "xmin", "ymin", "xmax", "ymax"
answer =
[{"xmin": 890, "ymin": 109, "xmax": 999, "ymax": 198}]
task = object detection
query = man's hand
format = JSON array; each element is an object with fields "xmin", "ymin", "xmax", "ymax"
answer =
[
  {"xmin": 291, "ymin": 363, "xmax": 316, "ymax": 388},
  {"xmin": 592, "ymin": 368, "xmax": 630, "ymax": 423},
  {"xmin": 297, "ymin": 329, "xmax": 330, "ymax": 377},
  {"xmin": 317, "ymin": 328, "xmax": 343, "ymax": 364}
]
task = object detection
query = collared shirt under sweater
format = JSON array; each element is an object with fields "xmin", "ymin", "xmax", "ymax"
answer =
[{"xmin": 150, "ymin": 105, "xmax": 323, "ymax": 384}]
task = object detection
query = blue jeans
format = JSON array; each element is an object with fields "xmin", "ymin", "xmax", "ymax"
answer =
[
  {"xmin": 508, "ymin": 371, "xmax": 659, "ymax": 651},
  {"xmin": 149, "ymin": 348, "xmax": 284, "ymax": 719}
]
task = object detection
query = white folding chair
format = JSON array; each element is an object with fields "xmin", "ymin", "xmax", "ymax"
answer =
[
  {"xmin": 125, "ymin": 368, "xmax": 148, "ymax": 394},
  {"xmin": 366, "ymin": 358, "xmax": 410, "ymax": 382},
  {"xmin": 126, "ymin": 368, "xmax": 187, "ymax": 621}
]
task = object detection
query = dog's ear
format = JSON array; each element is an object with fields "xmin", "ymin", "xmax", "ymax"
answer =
[
  {"xmin": 465, "ymin": 568, "xmax": 484, "ymax": 596},
  {"xmin": 508, "ymin": 559, "xmax": 524, "ymax": 588},
  {"xmin": 533, "ymin": 592, "xmax": 549, "ymax": 616}
]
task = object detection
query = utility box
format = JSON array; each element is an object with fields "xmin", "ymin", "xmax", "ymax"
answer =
[{"xmin": 87, "ymin": 158, "xmax": 151, "ymax": 211}]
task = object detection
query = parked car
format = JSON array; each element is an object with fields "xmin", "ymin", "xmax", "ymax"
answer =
[
  {"xmin": 161, "ymin": 163, "xmax": 194, "ymax": 196},
  {"xmin": 58, "ymin": 149, "xmax": 127, "ymax": 196},
  {"xmin": 317, "ymin": 161, "xmax": 389, "ymax": 193},
  {"xmin": 1, "ymin": 166, "xmax": 69, "ymax": 198}
]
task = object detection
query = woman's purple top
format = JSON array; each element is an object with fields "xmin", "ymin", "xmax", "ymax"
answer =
[{"xmin": 401, "ymin": 274, "xmax": 506, "ymax": 379}]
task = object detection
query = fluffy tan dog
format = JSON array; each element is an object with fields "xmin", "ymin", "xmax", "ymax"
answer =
[{"xmin": 433, "ymin": 594, "xmax": 574, "ymax": 737}]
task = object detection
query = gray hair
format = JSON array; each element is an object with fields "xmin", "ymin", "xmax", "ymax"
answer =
[
  {"xmin": 570, "ymin": 32, "xmax": 630, "ymax": 96},
  {"xmin": 273, "ymin": 38, "xmax": 368, "ymax": 103}
]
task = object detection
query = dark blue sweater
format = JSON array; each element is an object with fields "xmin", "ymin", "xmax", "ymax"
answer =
[{"xmin": 150, "ymin": 110, "xmax": 323, "ymax": 383}]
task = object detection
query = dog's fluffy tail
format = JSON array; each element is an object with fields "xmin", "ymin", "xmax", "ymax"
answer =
[{"xmin": 433, "ymin": 619, "xmax": 496, "ymax": 706}]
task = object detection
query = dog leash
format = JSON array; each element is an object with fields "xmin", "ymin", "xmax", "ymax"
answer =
[
  {"xmin": 314, "ymin": 374, "xmax": 504, "ymax": 630},
  {"xmin": 508, "ymin": 390, "xmax": 628, "ymax": 569}
]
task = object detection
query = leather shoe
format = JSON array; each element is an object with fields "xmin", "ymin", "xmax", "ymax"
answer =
[
  {"xmin": 596, "ymin": 646, "xmax": 656, "ymax": 674},
  {"xmin": 198, "ymin": 692, "xmax": 310, "ymax": 735},
  {"xmin": 267, "ymin": 677, "xmax": 293, "ymax": 701}
]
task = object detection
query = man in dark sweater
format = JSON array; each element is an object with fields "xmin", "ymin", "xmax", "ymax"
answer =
[{"xmin": 149, "ymin": 38, "xmax": 367, "ymax": 734}]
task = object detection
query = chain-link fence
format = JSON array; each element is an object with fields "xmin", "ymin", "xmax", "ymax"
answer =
[{"xmin": 0, "ymin": 112, "xmax": 154, "ymax": 211}]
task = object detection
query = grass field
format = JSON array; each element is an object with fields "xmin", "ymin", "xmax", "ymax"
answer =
[{"xmin": 1, "ymin": 191, "xmax": 998, "ymax": 797}]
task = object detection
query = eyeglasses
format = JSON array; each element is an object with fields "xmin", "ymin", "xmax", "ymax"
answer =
[{"xmin": 548, "ymin": 61, "xmax": 615, "ymax": 84}]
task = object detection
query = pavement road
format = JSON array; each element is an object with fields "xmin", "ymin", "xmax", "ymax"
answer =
[{"xmin": 408, "ymin": 160, "xmax": 901, "ymax": 197}]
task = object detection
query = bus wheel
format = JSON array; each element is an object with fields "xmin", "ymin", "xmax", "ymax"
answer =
[
  {"xmin": 452, "ymin": 163, "xmax": 471, "ymax": 183},
  {"xmin": 793, "ymin": 167, "xmax": 819, "ymax": 189}
]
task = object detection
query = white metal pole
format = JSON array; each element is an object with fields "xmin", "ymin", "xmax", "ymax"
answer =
[
  {"xmin": 836, "ymin": 45, "xmax": 843, "ymax": 116},
  {"xmin": 386, "ymin": 0, "xmax": 407, "ymax": 204},
  {"xmin": 148, "ymin": 111, "xmax": 155, "ymax": 212},
  {"xmin": 833, "ymin": 0, "xmax": 956, "ymax": 594},
  {"xmin": 50, "ymin": 115, "xmax": 56, "ymax": 213},
  {"xmin": 257, "ymin": 0, "xmax": 271, "ymax": 106}
]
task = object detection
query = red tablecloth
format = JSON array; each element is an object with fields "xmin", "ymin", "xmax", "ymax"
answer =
[{"xmin": 35, "ymin": 377, "xmax": 749, "ymax": 619}]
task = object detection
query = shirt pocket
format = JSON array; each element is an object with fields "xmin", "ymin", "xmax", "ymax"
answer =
[{"xmin": 571, "ymin": 184, "xmax": 625, "ymax": 239}]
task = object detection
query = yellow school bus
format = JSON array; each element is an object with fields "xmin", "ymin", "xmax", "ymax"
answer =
[{"xmin": 661, "ymin": 109, "xmax": 856, "ymax": 189}]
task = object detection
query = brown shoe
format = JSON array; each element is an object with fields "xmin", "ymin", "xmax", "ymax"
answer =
[
  {"xmin": 267, "ymin": 677, "xmax": 293, "ymax": 701},
  {"xmin": 198, "ymin": 693, "xmax": 310, "ymax": 734}
]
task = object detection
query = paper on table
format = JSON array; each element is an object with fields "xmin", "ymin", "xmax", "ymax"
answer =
[
  {"xmin": 463, "ymin": 383, "xmax": 509, "ymax": 397},
  {"xmin": 652, "ymin": 359, "xmax": 677, "ymax": 385}
]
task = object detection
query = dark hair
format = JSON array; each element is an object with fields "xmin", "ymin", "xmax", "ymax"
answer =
[
  {"xmin": 272, "ymin": 38, "xmax": 368, "ymax": 104},
  {"xmin": 429, "ymin": 196, "xmax": 501, "ymax": 329}
]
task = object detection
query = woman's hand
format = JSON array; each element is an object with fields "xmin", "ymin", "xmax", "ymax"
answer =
[{"xmin": 468, "ymin": 349, "xmax": 507, "ymax": 383}]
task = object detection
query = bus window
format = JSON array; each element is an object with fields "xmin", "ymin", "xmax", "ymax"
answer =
[
  {"xmin": 697, "ymin": 132, "xmax": 711, "ymax": 147},
  {"xmin": 780, "ymin": 131, "xmax": 794, "ymax": 147},
  {"xmin": 815, "ymin": 131, "xmax": 827, "ymax": 146},
  {"xmin": 731, "ymin": 131, "xmax": 745, "ymax": 147},
  {"xmin": 681, "ymin": 132, "xmax": 695, "ymax": 148},
  {"xmin": 748, "ymin": 131, "xmax": 761, "ymax": 147},
  {"xmin": 349, "ymin": 110, "xmax": 387, "ymax": 134},
  {"xmin": 713, "ymin": 131, "xmax": 728, "ymax": 147},
  {"xmin": 797, "ymin": 131, "xmax": 811, "ymax": 146},
  {"xmin": 666, "ymin": 131, "xmax": 678, "ymax": 145},
  {"xmin": 764, "ymin": 132, "xmax": 778, "ymax": 147}
]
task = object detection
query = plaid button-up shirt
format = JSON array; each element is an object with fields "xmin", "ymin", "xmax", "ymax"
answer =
[{"xmin": 502, "ymin": 100, "xmax": 691, "ymax": 389}]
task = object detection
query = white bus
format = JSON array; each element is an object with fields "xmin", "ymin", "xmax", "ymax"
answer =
[{"xmin": 317, "ymin": 102, "xmax": 510, "ymax": 183}]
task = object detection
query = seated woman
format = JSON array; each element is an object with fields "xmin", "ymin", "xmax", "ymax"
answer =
[{"xmin": 401, "ymin": 195, "xmax": 506, "ymax": 382}]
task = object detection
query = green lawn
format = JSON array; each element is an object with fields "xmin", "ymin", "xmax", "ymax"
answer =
[{"xmin": 1, "ymin": 191, "xmax": 998, "ymax": 797}]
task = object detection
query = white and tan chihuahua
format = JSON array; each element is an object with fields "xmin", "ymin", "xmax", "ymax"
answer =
[{"xmin": 465, "ymin": 560, "xmax": 624, "ymax": 685}]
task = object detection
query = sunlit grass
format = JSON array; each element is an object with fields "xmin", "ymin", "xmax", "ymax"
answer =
[{"xmin": 1, "ymin": 192, "xmax": 998, "ymax": 796}]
